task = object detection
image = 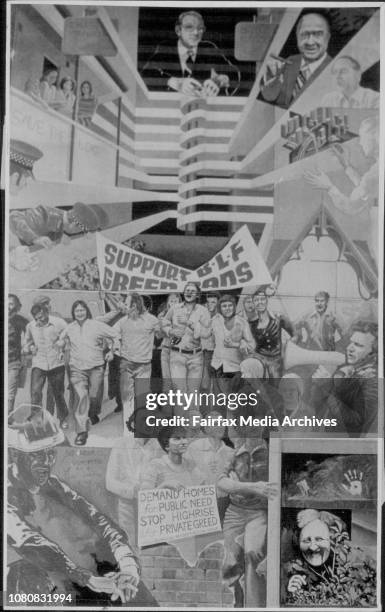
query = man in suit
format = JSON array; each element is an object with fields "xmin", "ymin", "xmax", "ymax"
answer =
[
  {"xmin": 141, "ymin": 10, "xmax": 240, "ymax": 96},
  {"xmin": 260, "ymin": 12, "xmax": 331, "ymax": 108}
]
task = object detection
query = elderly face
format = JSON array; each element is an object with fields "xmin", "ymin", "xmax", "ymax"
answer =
[
  {"xmin": 17, "ymin": 449, "xmax": 56, "ymax": 488},
  {"xmin": 332, "ymin": 59, "xmax": 360, "ymax": 93},
  {"xmin": 176, "ymin": 13, "xmax": 205, "ymax": 49},
  {"xmin": 346, "ymin": 331, "xmax": 375, "ymax": 366},
  {"xmin": 297, "ymin": 14, "xmax": 330, "ymax": 63},
  {"xmin": 300, "ymin": 518, "xmax": 331, "ymax": 566}
]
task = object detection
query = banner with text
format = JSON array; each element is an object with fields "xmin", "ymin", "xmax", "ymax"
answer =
[
  {"xmin": 97, "ymin": 225, "xmax": 272, "ymax": 293},
  {"xmin": 138, "ymin": 485, "xmax": 221, "ymax": 547}
]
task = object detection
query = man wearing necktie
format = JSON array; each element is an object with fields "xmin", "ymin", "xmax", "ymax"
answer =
[
  {"xmin": 260, "ymin": 12, "xmax": 331, "ymax": 109},
  {"xmin": 141, "ymin": 11, "xmax": 240, "ymax": 96}
]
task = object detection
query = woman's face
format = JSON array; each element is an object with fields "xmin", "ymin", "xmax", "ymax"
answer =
[
  {"xmin": 299, "ymin": 519, "xmax": 331, "ymax": 567},
  {"xmin": 167, "ymin": 293, "xmax": 180, "ymax": 308},
  {"xmin": 167, "ymin": 433, "xmax": 188, "ymax": 455},
  {"xmin": 82, "ymin": 82, "xmax": 91, "ymax": 96},
  {"xmin": 63, "ymin": 79, "xmax": 73, "ymax": 92},
  {"xmin": 47, "ymin": 71, "xmax": 58, "ymax": 85},
  {"xmin": 243, "ymin": 296, "xmax": 255, "ymax": 314},
  {"xmin": 74, "ymin": 304, "xmax": 88, "ymax": 322}
]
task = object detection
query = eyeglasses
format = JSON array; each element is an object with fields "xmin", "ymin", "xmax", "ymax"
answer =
[
  {"xmin": 182, "ymin": 25, "xmax": 205, "ymax": 33},
  {"xmin": 298, "ymin": 30, "xmax": 327, "ymax": 40}
]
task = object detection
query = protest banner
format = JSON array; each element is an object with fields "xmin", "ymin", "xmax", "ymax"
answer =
[
  {"xmin": 138, "ymin": 485, "xmax": 221, "ymax": 547},
  {"xmin": 97, "ymin": 224, "xmax": 272, "ymax": 293}
]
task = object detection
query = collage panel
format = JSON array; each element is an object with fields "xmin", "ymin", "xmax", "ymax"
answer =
[
  {"xmin": 8, "ymin": 290, "xmax": 125, "ymax": 447},
  {"xmin": 266, "ymin": 437, "xmax": 379, "ymax": 608},
  {"xmin": 4, "ymin": 2, "xmax": 383, "ymax": 611}
]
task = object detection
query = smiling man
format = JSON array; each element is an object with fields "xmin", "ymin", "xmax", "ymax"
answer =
[
  {"xmin": 141, "ymin": 10, "xmax": 240, "ymax": 96},
  {"xmin": 162, "ymin": 282, "xmax": 211, "ymax": 400},
  {"xmin": 260, "ymin": 11, "xmax": 331, "ymax": 108}
]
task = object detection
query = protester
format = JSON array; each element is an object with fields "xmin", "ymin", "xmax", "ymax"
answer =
[
  {"xmin": 58, "ymin": 300, "xmax": 117, "ymax": 446},
  {"xmin": 23, "ymin": 303, "xmax": 68, "ymax": 426},
  {"xmin": 8, "ymin": 294, "xmax": 29, "ymax": 419}
]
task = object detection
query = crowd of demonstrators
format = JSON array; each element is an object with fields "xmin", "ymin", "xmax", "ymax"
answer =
[
  {"xmin": 8, "ymin": 287, "xmax": 379, "ymax": 441},
  {"xmin": 42, "ymin": 241, "xmax": 145, "ymax": 291}
]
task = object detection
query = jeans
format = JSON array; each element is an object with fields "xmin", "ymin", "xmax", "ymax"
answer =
[
  {"xmin": 69, "ymin": 365, "xmax": 105, "ymax": 432},
  {"xmin": 201, "ymin": 349, "xmax": 214, "ymax": 392},
  {"xmin": 160, "ymin": 347, "xmax": 173, "ymax": 393},
  {"xmin": 222, "ymin": 505, "xmax": 267, "ymax": 607},
  {"xmin": 31, "ymin": 366, "xmax": 68, "ymax": 421},
  {"xmin": 169, "ymin": 349, "xmax": 203, "ymax": 416},
  {"xmin": 8, "ymin": 360, "xmax": 21, "ymax": 416},
  {"xmin": 120, "ymin": 358, "xmax": 152, "ymax": 420},
  {"xmin": 108, "ymin": 354, "xmax": 123, "ymax": 410}
]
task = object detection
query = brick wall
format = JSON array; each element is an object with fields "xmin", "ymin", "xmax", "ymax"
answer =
[{"xmin": 141, "ymin": 543, "xmax": 234, "ymax": 607}]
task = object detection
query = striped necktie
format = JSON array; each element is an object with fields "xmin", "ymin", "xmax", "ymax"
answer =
[
  {"xmin": 292, "ymin": 64, "xmax": 310, "ymax": 101},
  {"xmin": 184, "ymin": 51, "xmax": 194, "ymax": 76}
]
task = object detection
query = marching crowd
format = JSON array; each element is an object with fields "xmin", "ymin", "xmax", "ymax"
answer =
[{"xmin": 8, "ymin": 282, "xmax": 378, "ymax": 447}]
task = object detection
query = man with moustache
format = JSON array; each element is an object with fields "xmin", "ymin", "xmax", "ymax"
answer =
[
  {"xmin": 7, "ymin": 410, "xmax": 157, "ymax": 605},
  {"xmin": 260, "ymin": 12, "xmax": 331, "ymax": 108},
  {"xmin": 8, "ymin": 294, "xmax": 29, "ymax": 419},
  {"xmin": 141, "ymin": 11, "xmax": 240, "ymax": 96},
  {"xmin": 312, "ymin": 320, "xmax": 378, "ymax": 435},
  {"xmin": 162, "ymin": 282, "xmax": 211, "ymax": 399}
]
